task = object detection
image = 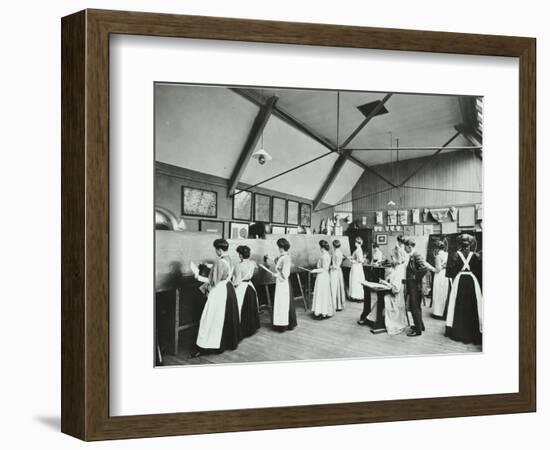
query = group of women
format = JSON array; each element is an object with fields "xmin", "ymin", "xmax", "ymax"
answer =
[
  {"xmin": 191, "ymin": 232, "xmax": 483, "ymax": 358},
  {"xmin": 192, "ymin": 238, "xmax": 298, "ymax": 357}
]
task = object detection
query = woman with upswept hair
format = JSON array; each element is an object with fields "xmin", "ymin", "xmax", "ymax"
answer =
[
  {"xmin": 311, "ymin": 240, "xmax": 334, "ymax": 319},
  {"xmin": 329, "ymin": 239, "xmax": 346, "ymax": 311},
  {"xmin": 431, "ymin": 239, "xmax": 451, "ymax": 319},
  {"xmin": 445, "ymin": 234, "xmax": 483, "ymax": 345},
  {"xmin": 233, "ymin": 245, "xmax": 260, "ymax": 338},
  {"xmin": 349, "ymin": 236, "xmax": 366, "ymax": 302}
]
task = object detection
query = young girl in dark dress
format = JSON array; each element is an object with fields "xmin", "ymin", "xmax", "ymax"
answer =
[{"xmin": 445, "ymin": 234, "xmax": 483, "ymax": 345}]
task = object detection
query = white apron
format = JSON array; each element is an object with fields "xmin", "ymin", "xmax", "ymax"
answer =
[
  {"xmin": 235, "ymin": 281, "xmax": 257, "ymax": 320},
  {"xmin": 446, "ymin": 252, "xmax": 483, "ymax": 332},
  {"xmin": 196, "ymin": 265, "xmax": 232, "ymax": 349},
  {"xmin": 273, "ymin": 278, "xmax": 290, "ymax": 326}
]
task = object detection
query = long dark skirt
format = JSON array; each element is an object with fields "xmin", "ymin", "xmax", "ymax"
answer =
[
  {"xmin": 240, "ymin": 285, "xmax": 261, "ymax": 338},
  {"xmin": 445, "ymin": 276, "xmax": 482, "ymax": 345},
  {"xmin": 198, "ymin": 283, "xmax": 242, "ymax": 354}
]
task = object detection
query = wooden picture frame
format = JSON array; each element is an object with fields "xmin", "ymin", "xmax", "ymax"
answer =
[
  {"xmin": 254, "ymin": 192, "xmax": 271, "ymax": 223},
  {"xmin": 299, "ymin": 202, "xmax": 312, "ymax": 227},
  {"xmin": 272, "ymin": 196, "xmax": 287, "ymax": 224},
  {"xmin": 62, "ymin": 9, "xmax": 536, "ymax": 441},
  {"xmin": 230, "ymin": 222, "xmax": 250, "ymax": 240},
  {"xmin": 232, "ymin": 190, "xmax": 253, "ymax": 221},
  {"xmin": 286, "ymin": 200, "xmax": 299, "ymax": 225},
  {"xmin": 199, "ymin": 219, "xmax": 224, "ymax": 238},
  {"xmin": 181, "ymin": 186, "xmax": 217, "ymax": 218}
]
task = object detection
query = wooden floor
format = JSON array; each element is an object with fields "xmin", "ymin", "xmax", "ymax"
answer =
[{"xmin": 162, "ymin": 301, "xmax": 481, "ymax": 366}]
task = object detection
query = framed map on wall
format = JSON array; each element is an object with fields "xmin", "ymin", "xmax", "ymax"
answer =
[
  {"xmin": 233, "ymin": 190, "xmax": 252, "ymax": 221},
  {"xmin": 287, "ymin": 200, "xmax": 299, "ymax": 225},
  {"xmin": 254, "ymin": 193, "xmax": 271, "ymax": 222},
  {"xmin": 299, "ymin": 203, "xmax": 312, "ymax": 227},
  {"xmin": 272, "ymin": 197, "xmax": 286, "ymax": 224},
  {"xmin": 181, "ymin": 186, "xmax": 217, "ymax": 217}
]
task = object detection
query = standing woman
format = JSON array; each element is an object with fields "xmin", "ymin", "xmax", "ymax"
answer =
[
  {"xmin": 445, "ymin": 234, "xmax": 483, "ymax": 345},
  {"xmin": 311, "ymin": 240, "xmax": 334, "ymax": 319},
  {"xmin": 329, "ymin": 240, "xmax": 346, "ymax": 311},
  {"xmin": 431, "ymin": 240, "xmax": 451, "ymax": 319},
  {"xmin": 349, "ymin": 237, "xmax": 366, "ymax": 302},
  {"xmin": 382, "ymin": 263, "xmax": 408, "ymax": 335},
  {"xmin": 193, "ymin": 238, "xmax": 241, "ymax": 356},
  {"xmin": 233, "ymin": 245, "xmax": 260, "ymax": 338},
  {"xmin": 268, "ymin": 238, "xmax": 297, "ymax": 332}
]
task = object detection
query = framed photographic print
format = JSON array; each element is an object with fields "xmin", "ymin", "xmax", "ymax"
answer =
[
  {"xmin": 254, "ymin": 193, "xmax": 271, "ymax": 222},
  {"xmin": 272, "ymin": 196, "xmax": 287, "ymax": 224},
  {"xmin": 62, "ymin": 9, "xmax": 535, "ymax": 441},
  {"xmin": 376, "ymin": 234, "xmax": 388, "ymax": 245},
  {"xmin": 286, "ymin": 227, "xmax": 298, "ymax": 235},
  {"xmin": 199, "ymin": 219, "xmax": 224, "ymax": 237},
  {"xmin": 181, "ymin": 186, "xmax": 217, "ymax": 217},
  {"xmin": 299, "ymin": 203, "xmax": 312, "ymax": 227},
  {"xmin": 230, "ymin": 222, "xmax": 250, "ymax": 240},
  {"xmin": 286, "ymin": 200, "xmax": 299, "ymax": 225},
  {"xmin": 232, "ymin": 190, "xmax": 252, "ymax": 221}
]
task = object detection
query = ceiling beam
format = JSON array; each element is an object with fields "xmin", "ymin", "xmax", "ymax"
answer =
[
  {"xmin": 340, "ymin": 93, "xmax": 393, "ymax": 149},
  {"xmin": 346, "ymin": 145, "xmax": 482, "ymax": 151},
  {"xmin": 454, "ymin": 123, "xmax": 482, "ymax": 147},
  {"xmin": 227, "ymin": 95, "xmax": 278, "ymax": 197},
  {"xmin": 313, "ymin": 153, "xmax": 348, "ymax": 211}
]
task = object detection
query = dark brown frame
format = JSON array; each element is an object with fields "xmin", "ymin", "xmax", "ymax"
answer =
[
  {"xmin": 181, "ymin": 186, "xmax": 218, "ymax": 218},
  {"xmin": 254, "ymin": 192, "xmax": 271, "ymax": 222},
  {"xmin": 62, "ymin": 9, "xmax": 536, "ymax": 441},
  {"xmin": 232, "ymin": 190, "xmax": 253, "ymax": 221},
  {"xmin": 271, "ymin": 196, "xmax": 287, "ymax": 224}
]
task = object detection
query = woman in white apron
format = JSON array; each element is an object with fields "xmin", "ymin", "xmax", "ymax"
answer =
[
  {"xmin": 445, "ymin": 234, "xmax": 483, "ymax": 345},
  {"xmin": 382, "ymin": 264, "xmax": 408, "ymax": 335},
  {"xmin": 431, "ymin": 240, "xmax": 451, "ymax": 319},
  {"xmin": 233, "ymin": 245, "xmax": 260, "ymax": 338},
  {"xmin": 267, "ymin": 238, "xmax": 297, "ymax": 332},
  {"xmin": 311, "ymin": 240, "xmax": 334, "ymax": 319},
  {"xmin": 329, "ymin": 240, "xmax": 346, "ymax": 311},
  {"xmin": 349, "ymin": 237, "xmax": 365, "ymax": 301},
  {"xmin": 193, "ymin": 238, "xmax": 241, "ymax": 356}
]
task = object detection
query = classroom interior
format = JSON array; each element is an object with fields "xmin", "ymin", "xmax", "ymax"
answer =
[{"xmin": 154, "ymin": 84, "xmax": 483, "ymax": 366}]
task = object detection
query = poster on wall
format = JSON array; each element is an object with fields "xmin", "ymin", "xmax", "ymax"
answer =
[
  {"xmin": 254, "ymin": 193, "xmax": 271, "ymax": 222},
  {"xmin": 375, "ymin": 211, "xmax": 383, "ymax": 224},
  {"xmin": 398, "ymin": 210, "xmax": 408, "ymax": 225},
  {"xmin": 299, "ymin": 203, "xmax": 312, "ymax": 227},
  {"xmin": 272, "ymin": 197, "xmax": 286, "ymax": 224},
  {"xmin": 387, "ymin": 210, "xmax": 397, "ymax": 225},
  {"xmin": 230, "ymin": 222, "xmax": 249, "ymax": 239},
  {"xmin": 182, "ymin": 186, "xmax": 217, "ymax": 217},
  {"xmin": 287, "ymin": 200, "xmax": 299, "ymax": 225},
  {"xmin": 411, "ymin": 208, "xmax": 420, "ymax": 224},
  {"xmin": 233, "ymin": 190, "xmax": 252, "ymax": 221}
]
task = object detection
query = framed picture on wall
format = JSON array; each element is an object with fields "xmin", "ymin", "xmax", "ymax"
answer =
[
  {"xmin": 271, "ymin": 225, "xmax": 286, "ymax": 235},
  {"xmin": 287, "ymin": 200, "xmax": 299, "ymax": 225},
  {"xmin": 286, "ymin": 227, "xmax": 298, "ymax": 235},
  {"xmin": 299, "ymin": 203, "xmax": 312, "ymax": 227},
  {"xmin": 230, "ymin": 222, "xmax": 250, "ymax": 240},
  {"xmin": 376, "ymin": 234, "xmax": 388, "ymax": 245},
  {"xmin": 254, "ymin": 193, "xmax": 271, "ymax": 222},
  {"xmin": 232, "ymin": 190, "xmax": 252, "ymax": 221},
  {"xmin": 199, "ymin": 219, "xmax": 224, "ymax": 237},
  {"xmin": 181, "ymin": 186, "xmax": 217, "ymax": 217},
  {"xmin": 272, "ymin": 196, "xmax": 286, "ymax": 224}
]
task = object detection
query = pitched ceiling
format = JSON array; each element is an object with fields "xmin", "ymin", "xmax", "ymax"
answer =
[{"xmin": 155, "ymin": 83, "xmax": 477, "ymax": 205}]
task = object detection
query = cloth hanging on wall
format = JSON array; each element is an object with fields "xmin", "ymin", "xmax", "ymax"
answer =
[
  {"xmin": 398, "ymin": 210, "xmax": 408, "ymax": 225},
  {"xmin": 429, "ymin": 208, "xmax": 450, "ymax": 223},
  {"xmin": 422, "ymin": 208, "xmax": 430, "ymax": 222},
  {"xmin": 375, "ymin": 211, "xmax": 383, "ymax": 225},
  {"xmin": 387, "ymin": 210, "xmax": 397, "ymax": 225},
  {"xmin": 450, "ymin": 206, "xmax": 458, "ymax": 221},
  {"xmin": 475, "ymin": 204, "xmax": 483, "ymax": 221},
  {"xmin": 411, "ymin": 209, "xmax": 420, "ymax": 224}
]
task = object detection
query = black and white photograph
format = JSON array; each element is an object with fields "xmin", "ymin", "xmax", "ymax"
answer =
[{"xmin": 154, "ymin": 83, "xmax": 483, "ymax": 366}]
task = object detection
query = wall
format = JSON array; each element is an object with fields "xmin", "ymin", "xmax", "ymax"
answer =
[
  {"xmin": 156, "ymin": 161, "xmax": 335, "ymax": 236},
  {"xmin": 351, "ymin": 149, "xmax": 482, "ymax": 226}
]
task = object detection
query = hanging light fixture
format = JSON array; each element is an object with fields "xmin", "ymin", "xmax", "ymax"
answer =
[
  {"xmin": 252, "ymin": 89, "xmax": 273, "ymax": 165},
  {"xmin": 387, "ymin": 132, "xmax": 397, "ymax": 206}
]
